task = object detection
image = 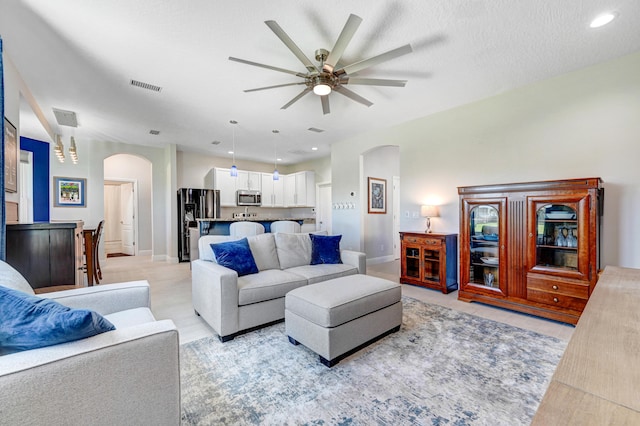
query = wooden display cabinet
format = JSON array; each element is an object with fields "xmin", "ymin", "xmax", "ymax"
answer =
[
  {"xmin": 400, "ymin": 232, "xmax": 458, "ymax": 294},
  {"xmin": 458, "ymin": 178, "xmax": 603, "ymax": 325}
]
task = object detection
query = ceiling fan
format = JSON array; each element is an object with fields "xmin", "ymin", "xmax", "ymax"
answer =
[{"xmin": 229, "ymin": 14, "xmax": 413, "ymax": 115}]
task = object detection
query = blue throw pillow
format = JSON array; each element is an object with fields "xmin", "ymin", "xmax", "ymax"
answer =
[
  {"xmin": 0, "ymin": 286, "xmax": 116, "ymax": 356},
  {"xmin": 310, "ymin": 234, "xmax": 343, "ymax": 265},
  {"xmin": 210, "ymin": 237, "xmax": 259, "ymax": 276}
]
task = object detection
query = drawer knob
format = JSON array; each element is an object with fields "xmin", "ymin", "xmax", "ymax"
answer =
[
  {"xmin": 553, "ymin": 297, "xmax": 559, "ymax": 303},
  {"xmin": 552, "ymin": 285, "xmax": 559, "ymax": 290}
]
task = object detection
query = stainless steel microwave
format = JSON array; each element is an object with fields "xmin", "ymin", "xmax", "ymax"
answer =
[{"xmin": 236, "ymin": 190, "xmax": 262, "ymax": 206}]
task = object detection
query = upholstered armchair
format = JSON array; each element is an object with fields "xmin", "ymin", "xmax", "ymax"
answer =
[{"xmin": 0, "ymin": 261, "xmax": 180, "ymax": 425}]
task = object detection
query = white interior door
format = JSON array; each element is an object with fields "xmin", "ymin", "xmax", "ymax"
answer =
[
  {"xmin": 18, "ymin": 150, "xmax": 33, "ymax": 223},
  {"xmin": 120, "ymin": 182, "xmax": 135, "ymax": 255},
  {"xmin": 104, "ymin": 184, "xmax": 122, "ymax": 254},
  {"xmin": 317, "ymin": 183, "xmax": 332, "ymax": 234},
  {"xmin": 393, "ymin": 176, "xmax": 400, "ymax": 259}
]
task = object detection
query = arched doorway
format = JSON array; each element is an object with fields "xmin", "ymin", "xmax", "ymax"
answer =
[{"xmin": 103, "ymin": 154, "xmax": 153, "ymax": 257}]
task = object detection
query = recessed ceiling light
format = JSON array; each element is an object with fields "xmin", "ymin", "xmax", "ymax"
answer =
[
  {"xmin": 311, "ymin": 147, "xmax": 318, "ymax": 151},
  {"xmin": 590, "ymin": 12, "xmax": 617, "ymax": 28},
  {"xmin": 277, "ymin": 158, "xmax": 282, "ymax": 162},
  {"xmin": 228, "ymin": 150, "xmax": 234, "ymax": 154}
]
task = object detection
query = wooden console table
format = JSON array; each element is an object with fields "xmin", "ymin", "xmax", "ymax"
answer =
[{"xmin": 532, "ymin": 266, "xmax": 640, "ymax": 424}]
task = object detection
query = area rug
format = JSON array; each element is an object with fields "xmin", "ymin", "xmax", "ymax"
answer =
[{"xmin": 180, "ymin": 297, "xmax": 566, "ymax": 425}]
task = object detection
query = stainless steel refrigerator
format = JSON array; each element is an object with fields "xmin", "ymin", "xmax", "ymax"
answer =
[{"xmin": 178, "ymin": 188, "xmax": 220, "ymax": 262}]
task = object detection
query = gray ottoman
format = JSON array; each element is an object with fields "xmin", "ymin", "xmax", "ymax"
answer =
[{"xmin": 285, "ymin": 274, "xmax": 402, "ymax": 367}]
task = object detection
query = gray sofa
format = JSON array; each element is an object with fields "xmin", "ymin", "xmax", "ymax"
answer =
[
  {"xmin": 0, "ymin": 260, "xmax": 180, "ymax": 426},
  {"xmin": 192, "ymin": 232, "xmax": 366, "ymax": 341}
]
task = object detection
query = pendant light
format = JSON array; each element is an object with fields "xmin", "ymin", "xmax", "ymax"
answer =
[
  {"xmin": 54, "ymin": 135, "xmax": 65, "ymax": 163},
  {"xmin": 69, "ymin": 136, "xmax": 79, "ymax": 164},
  {"xmin": 272, "ymin": 129, "xmax": 279, "ymax": 180},
  {"xmin": 229, "ymin": 120, "xmax": 238, "ymax": 177}
]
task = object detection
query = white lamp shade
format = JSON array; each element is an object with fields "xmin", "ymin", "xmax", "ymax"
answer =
[{"xmin": 421, "ymin": 205, "xmax": 439, "ymax": 218}]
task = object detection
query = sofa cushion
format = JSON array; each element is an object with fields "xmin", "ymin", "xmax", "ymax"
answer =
[
  {"xmin": 286, "ymin": 264, "xmax": 358, "ymax": 285},
  {"xmin": 211, "ymin": 238, "xmax": 259, "ymax": 276},
  {"xmin": 0, "ymin": 260, "xmax": 35, "ymax": 295},
  {"xmin": 0, "ymin": 286, "xmax": 115, "ymax": 355},
  {"xmin": 104, "ymin": 307, "xmax": 156, "ymax": 328},
  {"xmin": 275, "ymin": 233, "xmax": 312, "ymax": 269},
  {"xmin": 310, "ymin": 234, "xmax": 342, "ymax": 265},
  {"xmin": 237, "ymin": 269, "xmax": 308, "ymax": 306},
  {"xmin": 247, "ymin": 233, "xmax": 280, "ymax": 271},
  {"xmin": 199, "ymin": 235, "xmax": 234, "ymax": 262}
]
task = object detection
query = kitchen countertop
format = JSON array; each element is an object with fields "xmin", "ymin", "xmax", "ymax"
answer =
[{"xmin": 197, "ymin": 217, "xmax": 315, "ymax": 222}]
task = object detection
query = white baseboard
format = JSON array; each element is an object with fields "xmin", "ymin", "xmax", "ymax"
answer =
[
  {"xmin": 366, "ymin": 255, "xmax": 398, "ymax": 265},
  {"xmin": 138, "ymin": 250, "xmax": 152, "ymax": 256},
  {"xmin": 151, "ymin": 254, "xmax": 180, "ymax": 264}
]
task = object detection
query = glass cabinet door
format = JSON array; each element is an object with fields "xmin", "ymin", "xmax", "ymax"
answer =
[
  {"xmin": 468, "ymin": 204, "xmax": 501, "ymax": 290},
  {"xmin": 528, "ymin": 195, "xmax": 591, "ymax": 281},
  {"xmin": 535, "ymin": 204, "xmax": 578, "ymax": 270},
  {"xmin": 423, "ymin": 248, "xmax": 440, "ymax": 282},
  {"xmin": 404, "ymin": 246, "xmax": 420, "ymax": 280}
]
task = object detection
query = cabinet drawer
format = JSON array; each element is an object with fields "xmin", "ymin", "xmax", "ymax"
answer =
[
  {"xmin": 404, "ymin": 236, "xmax": 442, "ymax": 246},
  {"xmin": 527, "ymin": 289, "xmax": 588, "ymax": 311},
  {"xmin": 528, "ymin": 276, "xmax": 589, "ymax": 299}
]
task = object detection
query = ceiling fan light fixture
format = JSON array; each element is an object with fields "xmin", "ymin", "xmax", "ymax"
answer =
[{"xmin": 313, "ymin": 83, "xmax": 332, "ymax": 96}]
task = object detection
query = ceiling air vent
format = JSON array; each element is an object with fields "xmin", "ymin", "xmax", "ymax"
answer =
[
  {"xmin": 211, "ymin": 141, "xmax": 221, "ymax": 145},
  {"xmin": 307, "ymin": 127, "xmax": 325, "ymax": 133},
  {"xmin": 52, "ymin": 108, "xmax": 78, "ymax": 127},
  {"xmin": 288, "ymin": 149, "xmax": 307, "ymax": 155},
  {"xmin": 149, "ymin": 129, "xmax": 160, "ymax": 135},
  {"xmin": 130, "ymin": 79, "xmax": 162, "ymax": 92}
]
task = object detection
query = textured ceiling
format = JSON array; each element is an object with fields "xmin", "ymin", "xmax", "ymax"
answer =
[{"xmin": 1, "ymin": 0, "xmax": 639, "ymax": 165}]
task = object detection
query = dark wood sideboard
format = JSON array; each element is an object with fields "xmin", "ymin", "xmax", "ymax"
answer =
[{"xmin": 6, "ymin": 222, "xmax": 84, "ymax": 289}]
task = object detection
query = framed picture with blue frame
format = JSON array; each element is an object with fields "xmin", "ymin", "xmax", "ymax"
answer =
[{"xmin": 53, "ymin": 176, "xmax": 87, "ymax": 207}]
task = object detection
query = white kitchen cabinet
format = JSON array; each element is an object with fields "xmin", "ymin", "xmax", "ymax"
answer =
[
  {"xmin": 205, "ymin": 167, "xmax": 236, "ymax": 206},
  {"xmin": 236, "ymin": 171, "xmax": 262, "ymax": 191},
  {"xmin": 261, "ymin": 173, "xmax": 284, "ymax": 207},
  {"xmin": 284, "ymin": 171, "xmax": 315, "ymax": 207}
]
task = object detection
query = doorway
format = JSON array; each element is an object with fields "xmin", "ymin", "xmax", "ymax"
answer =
[
  {"xmin": 317, "ymin": 182, "xmax": 332, "ymax": 233},
  {"xmin": 104, "ymin": 179, "xmax": 137, "ymax": 256}
]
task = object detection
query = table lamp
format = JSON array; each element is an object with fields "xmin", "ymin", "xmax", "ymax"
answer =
[{"xmin": 421, "ymin": 205, "xmax": 439, "ymax": 233}]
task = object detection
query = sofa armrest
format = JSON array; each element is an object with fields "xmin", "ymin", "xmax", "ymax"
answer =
[
  {"xmin": 340, "ymin": 250, "xmax": 367, "ymax": 275},
  {"xmin": 191, "ymin": 259, "xmax": 240, "ymax": 338},
  {"xmin": 43, "ymin": 281, "xmax": 150, "ymax": 315},
  {"xmin": 0, "ymin": 320, "xmax": 180, "ymax": 425}
]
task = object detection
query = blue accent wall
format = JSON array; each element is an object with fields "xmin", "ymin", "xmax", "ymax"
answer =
[{"xmin": 20, "ymin": 137, "xmax": 50, "ymax": 222}]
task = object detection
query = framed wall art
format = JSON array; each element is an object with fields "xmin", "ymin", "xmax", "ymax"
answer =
[
  {"xmin": 4, "ymin": 117, "xmax": 18, "ymax": 193},
  {"xmin": 53, "ymin": 176, "xmax": 87, "ymax": 207},
  {"xmin": 367, "ymin": 177, "xmax": 386, "ymax": 214}
]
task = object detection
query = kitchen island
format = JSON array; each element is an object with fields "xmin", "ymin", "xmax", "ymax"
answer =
[{"xmin": 196, "ymin": 217, "xmax": 315, "ymax": 236}]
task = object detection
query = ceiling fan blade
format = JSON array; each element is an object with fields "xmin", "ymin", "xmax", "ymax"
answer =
[
  {"xmin": 323, "ymin": 14, "xmax": 362, "ymax": 73},
  {"xmin": 244, "ymin": 82, "xmax": 306, "ymax": 93},
  {"xmin": 337, "ymin": 44, "xmax": 413, "ymax": 76},
  {"xmin": 229, "ymin": 57, "xmax": 307, "ymax": 78},
  {"xmin": 281, "ymin": 87, "xmax": 313, "ymax": 110},
  {"xmin": 333, "ymin": 86, "xmax": 373, "ymax": 107},
  {"xmin": 321, "ymin": 95, "xmax": 330, "ymax": 115},
  {"xmin": 341, "ymin": 77, "xmax": 407, "ymax": 87},
  {"xmin": 265, "ymin": 20, "xmax": 318, "ymax": 73}
]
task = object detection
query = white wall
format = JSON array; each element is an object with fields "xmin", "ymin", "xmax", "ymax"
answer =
[
  {"xmin": 363, "ymin": 146, "xmax": 399, "ymax": 262},
  {"xmin": 50, "ymin": 140, "xmax": 176, "ymax": 262},
  {"xmin": 332, "ymin": 51, "xmax": 640, "ymax": 269}
]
